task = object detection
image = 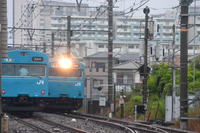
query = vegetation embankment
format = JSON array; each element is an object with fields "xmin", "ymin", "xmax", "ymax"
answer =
[{"xmin": 116, "ymin": 59, "xmax": 200, "ymax": 131}]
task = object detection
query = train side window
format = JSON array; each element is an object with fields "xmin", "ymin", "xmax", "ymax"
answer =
[{"xmin": 3, "ymin": 64, "xmax": 45, "ymax": 76}]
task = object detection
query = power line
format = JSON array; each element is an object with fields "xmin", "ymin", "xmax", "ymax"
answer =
[
  {"xmin": 8, "ymin": 27, "xmax": 108, "ymax": 32},
  {"xmin": 12, "ymin": 0, "xmax": 36, "ymax": 34}
]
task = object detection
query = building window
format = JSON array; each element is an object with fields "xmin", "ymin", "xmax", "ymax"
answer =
[
  {"xmin": 93, "ymin": 79, "xmax": 104, "ymax": 89},
  {"xmin": 188, "ymin": 46, "xmax": 193, "ymax": 50},
  {"xmin": 95, "ymin": 62, "xmax": 105, "ymax": 72},
  {"xmin": 98, "ymin": 44, "xmax": 104, "ymax": 48},
  {"xmin": 128, "ymin": 45, "xmax": 134, "ymax": 49}
]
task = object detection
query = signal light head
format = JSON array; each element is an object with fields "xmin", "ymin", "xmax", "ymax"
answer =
[{"xmin": 58, "ymin": 57, "xmax": 72, "ymax": 69}]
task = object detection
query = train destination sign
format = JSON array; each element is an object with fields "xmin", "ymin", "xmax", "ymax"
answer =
[{"xmin": 32, "ymin": 57, "xmax": 43, "ymax": 62}]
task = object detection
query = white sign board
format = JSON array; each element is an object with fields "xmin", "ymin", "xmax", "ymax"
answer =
[
  {"xmin": 165, "ymin": 95, "xmax": 194, "ymax": 122},
  {"xmin": 99, "ymin": 96, "xmax": 106, "ymax": 106}
]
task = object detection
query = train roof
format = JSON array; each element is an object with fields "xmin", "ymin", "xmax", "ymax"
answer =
[{"xmin": 3, "ymin": 50, "xmax": 49, "ymax": 64}]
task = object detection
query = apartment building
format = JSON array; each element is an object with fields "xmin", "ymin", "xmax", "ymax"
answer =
[{"xmin": 13, "ymin": 0, "xmax": 192, "ymax": 61}]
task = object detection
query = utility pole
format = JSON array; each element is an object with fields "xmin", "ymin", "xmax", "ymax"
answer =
[
  {"xmin": 67, "ymin": 16, "xmax": 71, "ymax": 57},
  {"xmin": 0, "ymin": 0, "xmax": 8, "ymax": 58},
  {"xmin": 35, "ymin": 45, "xmax": 38, "ymax": 51},
  {"xmin": 0, "ymin": 0, "xmax": 8, "ymax": 132},
  {"xmin": 108, "ymin": 0, "xmax": 114, "ymax": 116},
  {"xmin": 193, "ymin": 0, "xmax": 196, "ymax": 86},
  {"xmin": 13, "ymin": 0, "xmax": 15, "ymax": 47},
  {"xmin": 43, "ymin": 42, "xmax": 46, "ymax": 53},
  {"xmin": 51, "ymin": 32, "xmax": 55, "ymax": 57},
  {"xmin": 172, "ymin": 24, "xmax": 176, "ymax": 121},
  {"xmin": 180, "ymin": 0, "xmax": 191, "ymax": 130},
  {"xmin": 143, "ymin": 6, "xmax": 150, "ymax": 121}
]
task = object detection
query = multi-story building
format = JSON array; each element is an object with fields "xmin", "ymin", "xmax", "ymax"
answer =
[
  {"xmin": 13, "ymin": 0, "xmax": 189, "ymax": 61},
  {"xmin": 13, "ymin": 0, "xmax": 89, "ymax": 52},
  {"xmin": 84, "ymin": 52, "xmax": 141, "ymax": 113}
]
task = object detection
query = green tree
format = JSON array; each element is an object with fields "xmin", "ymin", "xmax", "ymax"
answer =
[{"xmin": 148, "ymin": 64, "xmax": 172, "ymax": 96}]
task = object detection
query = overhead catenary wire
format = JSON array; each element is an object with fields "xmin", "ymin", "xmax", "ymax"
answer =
[{"xmin": 11, "ymin": 0, "xmax": 36, "ymax": 34}]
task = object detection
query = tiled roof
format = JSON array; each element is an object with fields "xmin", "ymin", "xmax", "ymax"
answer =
[
  {"xmin": 86, "ymin": 52, "xmax": 140, "ymax": 62},
  {"xmin": 86, "ymin": 52, "xmax": 108, "ymax": 58},
  {"xmin": 113, "ymin": 61, "xmax": 140, "ymax": 70},
  {"xmin": 116, "ymin": 53, "xmax": 140, "ymax": 61}
]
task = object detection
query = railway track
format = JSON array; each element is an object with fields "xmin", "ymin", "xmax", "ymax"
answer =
[
  {"xmin": 35, "ymin": 116, "xmax": 90, "ymax": 133},
  {"xmin": 65, "ymin": 112, "xmax": 197, "ymax": 133},
  {"xmin": 10, "ymin": 112, "xmax": 198, "ymax": 133},
  {"xmin": 61, "ymin": 113, "xmax": 164, "ymax": 133},
  {"xmin": 13, "ymin": 117, "xmax": 52, "ymax": 133},
  {"xmin": 36, "ymin": 112, "xmax": 134, "ymax": 133},
  {"xmin": 12, "ymin": 115, "xmax": 90, "ymax": 133}
]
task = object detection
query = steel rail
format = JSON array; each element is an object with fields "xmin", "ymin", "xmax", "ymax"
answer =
[
  {"xmin": 61, "ymin": 113, "xmax": 136, "ymax": 133},
  {"xmin": 68, "ymin": 112, "xmax": 196, "ymax": 133},
  {"xmin": 68, "ymin": 113, "xmax": 164, "ymax": 132},
  {"xmin": 14, "ymin": 117, "xmax": 52, "ymax": 133},
  {"xmin": 36, "ymin": 117, "xmax": 90, "ymax": 133}
]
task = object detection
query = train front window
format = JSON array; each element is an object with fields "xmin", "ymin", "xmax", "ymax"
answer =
[
  {"xmin": 2, "ymin": 64, "xmax": 45, "ymax": 77},
  {"xmin": 49, "ymin": 68, "xmax": 82, "ymax": 77}
]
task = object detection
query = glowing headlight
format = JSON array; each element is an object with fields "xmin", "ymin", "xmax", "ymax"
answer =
[{"xmin": 58, "ymin": 58, "xmax": 72, "ymax": 69}]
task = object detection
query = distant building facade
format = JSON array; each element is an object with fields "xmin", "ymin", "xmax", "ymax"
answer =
[
  {"xmin": 84, "ymin": 52, "xmax": 142, "ymax": 100},
  {"xmin": 14, "ymin": 0, "xmax": 200, "ymax": 61}
]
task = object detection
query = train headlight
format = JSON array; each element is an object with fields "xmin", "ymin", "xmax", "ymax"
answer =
[{"xmin": 58, "ymin": 58, "xmax": 72, "ymax": 69}]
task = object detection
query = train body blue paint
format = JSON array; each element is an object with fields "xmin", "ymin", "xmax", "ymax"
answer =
[
  {"xmin": 2, "ymin": 50, "xmax": 49, "ymax": 112},
  {"xmin": 2, "ymin": 50, "xmax": 85, "ymax": 112},
  {"xmin": 46, "ymin": 61, "xmax": 85, "ymax": 112}
]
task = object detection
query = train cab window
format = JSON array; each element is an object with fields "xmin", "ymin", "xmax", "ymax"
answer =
[
  {"xmin": 19, "ymin": 68, "xmax": 29, "ymax": 76},
  {"xmin": 2, "ymin": 64, "xmax": 45, "ymax": 77},
  {"xmin": 49, "ymin": 68, "xmax": 82, "ymax": 77}
]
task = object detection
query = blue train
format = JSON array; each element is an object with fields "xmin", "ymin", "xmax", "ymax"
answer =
[
  {"xmin": 2, "ymin": 50, "xmax": 49, "ymax": 112},
  {"xmin": 2, "ymin": 50, "xmax": 85, "ymax": 113},
  {"xmin": 46, "ymin": 57, "xmax": 85, "ymax": 112}
]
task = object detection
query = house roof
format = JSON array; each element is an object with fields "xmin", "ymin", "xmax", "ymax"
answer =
[
  {"xmin": 85, "ymin": 52, "xmax": 140, "ymax": 62},
  {"xmin": 85, "ymin": 52, "xmax": 109, "ymax": 58},
  {"xmin": 113, "ymin": 60, "xmax": 140, "ymax": 70},
  {"xmin": 116, "ymin": 53, "xmax": 141, "ymax": 62}
]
